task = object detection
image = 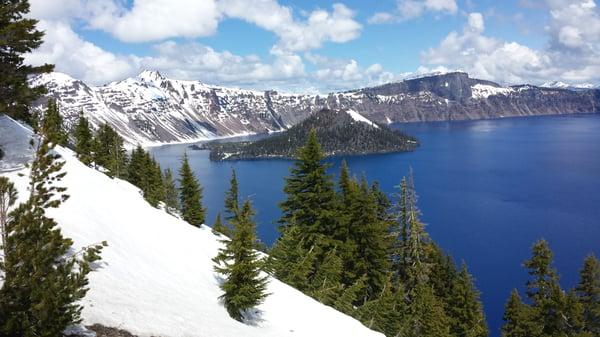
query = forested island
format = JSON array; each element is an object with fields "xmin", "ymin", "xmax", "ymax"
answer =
[{"xmin": 197, "ymin": 109, "xmax": 418, "ymax": 161}]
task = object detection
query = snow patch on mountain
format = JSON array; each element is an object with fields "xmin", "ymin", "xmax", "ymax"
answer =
[
  {"xmin": 0, "ymin": 117, "xmax": 382, "ymax": 337},
  {"xmin": 541, "ymin": 81, "xmax": 597, "ymax": 90},
  {"xmin": 346, "ymin": 109, "xmax": 379, "ymax": 128},
  {"xmin": 471, "ymin": 84, "xmax": 514, "ymax": 99}
]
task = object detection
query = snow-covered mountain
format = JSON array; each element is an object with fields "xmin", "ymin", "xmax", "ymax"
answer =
[
  {"xmin": 33, "ymin": 71, "xmax": 600, "ymax": 146},
  {"xmin": 31, "ymin": 71, "xmax": 318, "ymax": 146},
  {"xmin": 0, "ymin": 116, "xmax": 383, "ymax": 337},
  {"xmin": 541, "ymin": 81, "xmax": 598, "ymax": 91}
]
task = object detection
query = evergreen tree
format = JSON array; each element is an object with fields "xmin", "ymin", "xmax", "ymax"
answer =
[
  {"xmin": 144, "ymin": 156, "xmax": 165, "ymax": 207},
  {"xmin": 93, "ymin": 123, "xmax": 127, "ymax": 178},
  {"xmin": 212, "ymin": 213, "xmax": 228, "ymax": 235},
  {"xmin": 446, "ymin": 264, "xmax": 488, "ymax": 337},
  {"xmin": 268, "ymin": 224, "xmax": 316, "ymax": 291},
  {"xmin": 0, "ymin": 0, "xmax": 53, "ymax": 123},
  {"xmin": 401, "ymin": 282, "xmax": 451, "ymax": 337},
  {"xmin": 127, "ymin": 145, "xmax": 147, "ymax": 189},
  {"xmin": 310, "ymin": 247, "xmax": 344, "ymax": 305},
  {"xmin": 224, "ymin": 168, "xmax": 239, "ymax": 221},
  {"xmin": 358, "ymin": 277, "xmax": 406, "ymax": 337},
  {"xmin": 40, "ymin": 99, "xmax": 67, "ymax": 146},
  {"xmin": 213, "ymin": 200, "xmax": 268, "ymax": 321},
  {"xmin": 0, "ymin": 177, "xmax": 18, "ymax": 255},
  {"xmin": 178, "ymin": 152, "xmax": 205, "ymax": 226},
  {"xmin": 278, "ymin": 129, "xmax": 338, "ymax": 249},
  {"xmin": 163, "ymin": 168, "xmax": 179, "ymax": 214},
  {"xmin": 220, "ymin": 168, "xmax": 239, "ymax": 237},
  {"xmin": 346, "ymin": 176, "xmax": 391, "ymax": 299},
  {"xmin": 502, "ymin": 289, "xmax": 542, "ymax": 337},
  {"xmin": 576, "ymin": 254, "xmax": 600, "ymax": 335},
  {"xmin": 334, "ymin": 275, "xmax": 367, "ymax": 316},
  {"xmin": 73, "ymin": 112, "xmax": 94, "ymax": 166},
  {"xmin": 402, "ymin": 173, "xmax": 430, "ymax": 288},
  {"xmin": 0, "ymin": 135, "xmax": 104, "ymax": 337}
]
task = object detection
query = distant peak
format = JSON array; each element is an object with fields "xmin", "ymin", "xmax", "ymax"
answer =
[{"xmin": 138, "ymin": 69, "xmax": 165, "ymax": 82}]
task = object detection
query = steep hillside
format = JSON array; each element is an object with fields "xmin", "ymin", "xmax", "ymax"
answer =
[
  {"xmin": 201, "ymin": 109, "xmax": 418, "ymax": 161},
  {"xmin": 33, "ymin": 71, "xmax": 600, "ymax": 146},
  {"xmin": 0, "ymin": 118, "xmax": 382, "ymax": 337}
]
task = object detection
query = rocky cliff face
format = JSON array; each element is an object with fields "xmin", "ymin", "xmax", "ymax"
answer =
[{"xmin": 31, "ymin": 71, "xmax": 600, "ymax": 145}]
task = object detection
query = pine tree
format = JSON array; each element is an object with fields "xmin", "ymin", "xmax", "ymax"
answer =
[
  {"xmin": 278, "ymin": 129, "xmax": 338, "ymax": 249},
  {"xmin": 268, "ymin": 224, "xmax": 316, "ymax": 291},
  {"xmin": 127, "ymin": 145, "xmax": 147, "ymax": 190},
  {"xmin": 401, "ymin": 282, "xmax": 451, "ymax": 337},
  {"xmin": 0, "ymin": 0, "xmax": 53, "ymax": 124},
  {"xmin": 93, "ymin": 123, "xmax": 127, "ymax": 178},
  {"xmin": 163, "ymin": 168, "xmax": 179, "ymax": 214},
  {"xmin": 220, "ymin": 168, "xmax": 239, "ymax": 237},
  {"xmin": 576, "ymin": 254, "xmax": 600, "ymax": 335},
  {"xmin": 446, "ymin": 264, "xmax": 488, "ymax": 337},
  {"xmin": 178, "ymin": 152, "xmax": 205, "ymax": 226},
  {"xmin": 358, "ymin": 276, "xmax": 406, "ymax": 337},
  {"xmin": 40, "ymin": 99, "xmax": 67, "ymax": 146},
  {"xmin": 402, "ymin": 173, "xmax": 430, "ymax": 288},
  {"xmin": 334, "ymin": 275, "xmax": 367, "ymax": 316},
  {"xmin": 502, "ymin": 289, "xmax": 542, "ymax": 337},
  {"xmin": 73, "ymin": 112, "xmax": 94, "ymax": 166},
  {"xmin": 224, "ymin": 168, "xmax": 239, "ymax": 221},
  {"xmin": 213, "ymin": 200, "xmax": 268, "ymax": 321},
  {"xmin": 144, "ymin": 156, "xmax": 165, "ymax": 207},
  {"xmin": 212, "ymin": 213, "xmax": 227, "ymax": 235},
  {"xmin": 310, "ymin": 247, "xmax": 344, "ymax": 305},
  {"xmin": 0, "ymin": 135, "xmax": 104, "ymax": 337},
  {"xmin": 0, "ymin": 177, "xmax": 18, "ymax": 255},
  {"xmin": 346, "ymin": 176, "xmax": 391, "ymax": 299}
]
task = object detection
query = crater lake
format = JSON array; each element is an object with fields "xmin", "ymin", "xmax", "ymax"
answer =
[{"xmin": 149, "ymin": 113, "xmax": 600, "ymax": 337}]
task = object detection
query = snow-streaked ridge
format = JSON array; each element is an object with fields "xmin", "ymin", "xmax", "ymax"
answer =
[{"xmin": 0, "ymin": 118, "xmax": 382, "ymax": 337}]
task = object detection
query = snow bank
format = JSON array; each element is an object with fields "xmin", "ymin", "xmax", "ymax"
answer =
[
  {"xmin": 0, "ymin": 120, "xmax": 381, "ymax": 337},
  {"xmin": 471, "ymin": 84, "xmax": 513, "ymax": 99}
]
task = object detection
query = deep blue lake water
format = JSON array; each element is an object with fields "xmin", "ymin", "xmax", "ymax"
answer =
[{"xmin": 149, "ymin": 114, "xmax": 600, "ymax": 337}]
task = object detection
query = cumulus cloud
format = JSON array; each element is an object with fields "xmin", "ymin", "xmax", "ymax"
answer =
[
  {"xmin": 421, "ymin": 3, "xmax": 600, "ymax": 85},
  {"xmin": 220, "ymin": 1, "xmax": 362, "ymax": 52},
  {"xmin": 25, "ymin": 20, "xmax": 136, "ymax": 84},
  {"xmin": 369, "ymin": 0, "xmax": 458, "ymax": 24}
]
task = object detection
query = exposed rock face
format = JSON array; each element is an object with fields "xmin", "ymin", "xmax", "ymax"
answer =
[{"xmin": 32, "ymin": 71, "xmax": 600, "ymax": 145}]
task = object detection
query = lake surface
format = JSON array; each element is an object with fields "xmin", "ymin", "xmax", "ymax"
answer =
[{"xmin": 149, "ymin": 114, "xmax": 600, "ymax": 337}]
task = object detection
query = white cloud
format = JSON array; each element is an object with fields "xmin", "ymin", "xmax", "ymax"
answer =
[
  {"xmin": 220, "ymin": 1, "xmax": 362, "ymax": 52},
  {"xmin": 86, "ymin": 0, "xmax": 221, "ymax": 42},
  {"xmin": 25, "ymin": 20, "xmax": 136, "ymax": 84},
  {"xmin": 369, "ymin": 0, "xmax": 457, "ymax": 23},
  {"xmin": 422, "ymin": 4, "xmax": 600, "ymax": 85},
  {"xmin": 138, "ymin": 41, "xmax": 306, "ymax": 86}
]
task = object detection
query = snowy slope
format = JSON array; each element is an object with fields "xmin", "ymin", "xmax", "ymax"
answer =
[
  {"xmin": 0, "ymin": 119, "xmax": 382, "ymax": 337},
  {"xmin": 471, "ymin": 84, "xmax": 514, "ymax": 99}
]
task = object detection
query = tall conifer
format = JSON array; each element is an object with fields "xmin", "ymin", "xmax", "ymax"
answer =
[
  {"xmin": 213, "ymin": 200, "xmax": 268, "ymax": 321},
  {"xmin": 576, "ymin": 255, "xmax": 600, "ymax": 335},
  {"xmin": 0, "ymin": 0, "xmax": 53, "ymax": 123},
  {"xmin": 73, "ymin": 112, "xmax": 94, "ymax": 166},
  {"xmin": 0, "ymin": 135, "xmax": 104, "ymax": 337},
  {"xmin": 163, "ymin": 168, "xmax": 179, "ymax": 214},
  {"xmin": 178, "ymin": 152, "xmax": 205, "ymax": 226}
]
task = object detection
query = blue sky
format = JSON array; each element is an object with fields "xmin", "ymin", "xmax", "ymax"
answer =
[{"xmin": 26, "ymin": 0, "xmax": 600, "ymax": 92}]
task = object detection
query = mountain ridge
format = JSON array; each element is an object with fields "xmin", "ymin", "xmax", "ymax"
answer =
[{"xmin": 31, "ymin": 71, "xmax": 600, "ymax": 146}]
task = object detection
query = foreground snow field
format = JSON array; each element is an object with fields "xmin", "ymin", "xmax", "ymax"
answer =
[{"xmin": 0, "ymin": 119, "xmax": 382, "ymax": 337}]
